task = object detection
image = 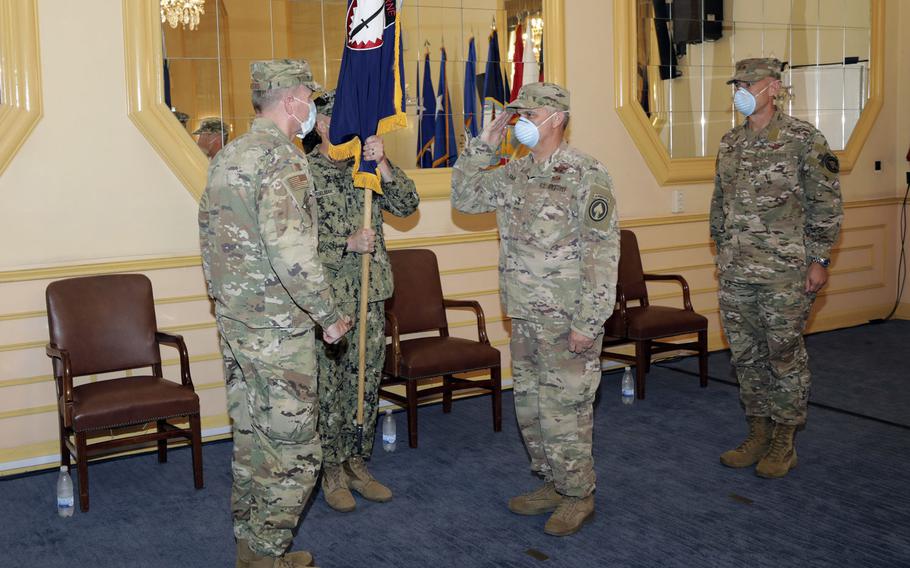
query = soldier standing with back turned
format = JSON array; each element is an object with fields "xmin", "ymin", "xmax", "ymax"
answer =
[
  {"xmin": 452, "ymin": 82, "xmax": 619, "ymax": 536},
  {"xmin": 712, "ymin": 58, "xmax": 843, "ymax": 478},
  {"xmin": 199, "ymin": 59, "xmax": 351, "ymax": 568}
]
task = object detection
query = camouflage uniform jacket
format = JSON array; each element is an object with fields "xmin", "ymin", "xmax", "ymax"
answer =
[
  {"xmin": 711, "ymin": 110, "xmax": 843, "ymax": 283},
  {"xmin": 308, "ymin": 150, "xmax": 419, "ymax": 305},
  {"xmin": 199, "ymin": 117, "xmax": 340, "ymax": 330},
  {"xmin": 451, "ymin": 138, "xmax": 619, "ymax": 338}
]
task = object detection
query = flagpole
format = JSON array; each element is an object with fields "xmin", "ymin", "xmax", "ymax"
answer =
[{"xmin": 354, "ymin": 186, "xmax": 372, "ymax": 454}]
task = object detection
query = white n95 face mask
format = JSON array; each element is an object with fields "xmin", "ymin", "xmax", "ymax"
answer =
[
  {"xmin": 513, "ymin": 112, "xmax": 560, "ymax": 148},
  {"xmin": 291, "ymin": 97, "xmax": 318, "ymax": 139},
  {"xmin": 733, "ymin": 83, "xmax": 772, "ymax": 117},
  {"xmin": 733, "ymin": 88, "xmax": 757, "ymax": 116}
]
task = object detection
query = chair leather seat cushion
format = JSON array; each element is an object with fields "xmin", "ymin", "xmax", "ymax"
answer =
[
  {"xmin": 67, "ymin": 376, "xmax": 200, "ymax": 432},
  {"xmin": 619, "ymin": 306, "xmax": 708, "ymax": 339},
  {"xmin": 385, "ymin": 337, "xmax": 500, "ymax": 379}
]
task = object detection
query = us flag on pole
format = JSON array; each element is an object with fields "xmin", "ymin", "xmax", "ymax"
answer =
[{"xmin": 328, "ymin": 0, "xmax": 407, "ymax": 192}]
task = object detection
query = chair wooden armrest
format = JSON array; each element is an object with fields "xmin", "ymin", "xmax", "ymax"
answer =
[
  {"xmin": 155, "ymin": 331, "xmax": 194, "ymax": 388},
  {"xmin": 384, "ymin": 310, "xmax": 402, "ymax": 375},
  {"xmin": 643, "ymin": 273, "xmax": 694, "ymax": 310},
  {"xmin": 443, "ymin": 298, "xmax": 490, "ymax": 344},
  {"xmin": 45, "ymin": 343, "xmax": 74, "ymax": 404}
]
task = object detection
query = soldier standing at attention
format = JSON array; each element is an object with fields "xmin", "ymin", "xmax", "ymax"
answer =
[
  {"xmin": 306, "ymin": 91, "xmax": 419, "ymax": 512},
  {"xmin": 712, "ymin": 58, "xmax": 843, "ymax": 478},
  {"xmin": 451, "ymin": 82, "xmax": 619, "ymax": 537},
  {"xmin": 199, "ymin": 59, "xmax": 352, "ymax": 568}
]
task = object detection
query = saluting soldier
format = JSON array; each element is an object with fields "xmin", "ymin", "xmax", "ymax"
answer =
[
  {"xmin": 451, "ymin": 82, "xmax": 620, "ymax": 537},
  {"xmin": 712, "ymin": 58, "xmax": 843, "ymax": 478}
]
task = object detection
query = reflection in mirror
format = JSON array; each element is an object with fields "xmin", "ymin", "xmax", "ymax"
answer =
[
  {"xmin": 637, "ymin": 0, "xmax": 871, "ymax": 158},
  {"xmin": 162, "ymin": 0, "xmax": 545, "ymax": 167}
]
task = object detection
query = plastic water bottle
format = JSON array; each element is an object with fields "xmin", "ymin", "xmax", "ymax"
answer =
[
  {"xmin": 56, "ymin": 465, "xmax": 74, "ymax": 517},
  {"xmin": 381, "ymin": 409, "xmax": 397, "ymax": 452},
  {"xmin": 621, "ymin": 366, "xmax": 635, "ymax": 405}
]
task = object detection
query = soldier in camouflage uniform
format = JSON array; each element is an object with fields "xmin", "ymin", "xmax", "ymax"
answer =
[
  {"xmin": 194, "ymin": 117, "xmax": 230, "ymax": 159},
  {"xmin": 199, "ymin": 59, "xmax": 352, "ymax": 568},
  {"xmin": 308, "ymin": 91, "xmax": 419, "ymax": 512},
  {"xmin": 712, "ymin": 58, "xmax": 843, "ymax": 479},
  {"xmin": 451, "ymin": 82, "xmax": 619, "ymax": 536}
]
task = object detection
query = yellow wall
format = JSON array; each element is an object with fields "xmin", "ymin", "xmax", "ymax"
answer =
[{"xmin": 0, "ymin": 0, "xmax": 907, "ymax": 474}]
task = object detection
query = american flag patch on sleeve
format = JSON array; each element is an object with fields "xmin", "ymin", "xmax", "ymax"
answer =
[{"xmin": 282, "ymin": 172, "xmax": 311, "ymax": 194}]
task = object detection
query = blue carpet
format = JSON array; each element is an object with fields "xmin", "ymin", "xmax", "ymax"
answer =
[
  {"xmin": 2, "ymin": 324, "xmax": 910, "ymax": 567},
  {"xmin": 661, "ymin": 320, "xmax": 910, "ymax": 427}
]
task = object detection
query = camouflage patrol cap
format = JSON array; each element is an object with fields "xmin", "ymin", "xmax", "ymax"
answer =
[
  {"xmin": 314, "ymin": 89, "xmax": 335, "ymax": 117},
  {"xmin": 172, "ymin": 110, "xmax": 190, "ymax": 127},
  {"xmin": 727, "ymin": 58, "xmax": 786, "ymax": 84},
  {"xmin": 250, "ymin": 59, "xmax": 321, "ymax": 92},
  {"xmin": 505, "ymin": 82, "xmax": 570, "ymax": 112},
  {"xmin": 192, "ymin": 117, "xmax": 229, "ymax": 136}
]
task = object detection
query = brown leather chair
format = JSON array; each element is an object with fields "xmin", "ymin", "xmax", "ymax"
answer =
[
  {"xmin": 45, "ymin": 274, "xmax": 203, "ymax": 511},
  {"xmin": 601, "ymin": 230, "xmax": 708, "ymax": 399},
  {"xmin": 380, "ymin": 249, "xmax": 502, "ymax": 448}
]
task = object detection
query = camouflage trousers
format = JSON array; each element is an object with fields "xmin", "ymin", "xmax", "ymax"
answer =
[
  {"xmin": 317, "ymin": 301, "xmax": 385, "ymax": 464},
  {"xmin": 510, "ymin": 319, "xmax": 604, "ymax": 498},
  {"xmin": 218, "ymin": 318, "xmax": 322, "ymax": 557},
  {"xmin": 718, "ymin": 279, "xmax": 816, "ymax": 426}
]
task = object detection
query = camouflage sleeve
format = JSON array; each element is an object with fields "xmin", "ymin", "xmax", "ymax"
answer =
[
  {"xmin": 258, "ymin": 168, "xmax": 340, "ymax": 329},
  {"xmin": 378, "ymin": 163, "xmax": 419, "ymax": 217},
  {"xmin": 450, "ymin": 137, "xmax": 509, "ymax": 213},
  {"xmin": 801, "ymin": 132, "xmax": 843, "ymax": 260},
  {"xmin": 709, "ymin": 169, "xmax": 726, "ymax": 246},
  {"xmin": 197, "ymin": 192, "xmax": 214, "ymax": 298},
  {"xmin": 571, "ymin": 166, "xmax": 620, "ymax": 338},
  {"xmin": 317, "ymin": 228, "xmax": 349, "ymax": 274}
]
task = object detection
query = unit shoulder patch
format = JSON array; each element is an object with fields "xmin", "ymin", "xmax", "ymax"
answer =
[{"xmin": 583, "ymin": 182, "xmax": 615, "ymax": 230}]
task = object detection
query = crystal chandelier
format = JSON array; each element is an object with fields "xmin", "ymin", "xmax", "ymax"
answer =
[{"xmin": 160, "ymin": 0, "xmax": 205, "ymax": 31}]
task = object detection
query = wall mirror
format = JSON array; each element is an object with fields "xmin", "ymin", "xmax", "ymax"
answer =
[
  {"xmin": 614, "ymin": 0, "xmax": 883, "ymax": 184},
  {"xmin": 0, "ymin": 0, "xmax": 42, "ymax": 178},
  {"xmin": 125, "ymin": 0, "xmax": 566, "ymax": 200}
]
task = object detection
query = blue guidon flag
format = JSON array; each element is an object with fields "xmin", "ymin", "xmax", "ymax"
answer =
[{"xmin": 328, "ymin": 0, "xmax": 407, "ymax": 192}]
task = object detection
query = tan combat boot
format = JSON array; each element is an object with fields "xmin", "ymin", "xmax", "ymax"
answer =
[
  {"xmin": 543, "ymin": 494, "xmax": 595, "ymax": 536},
  {"xmin": 344, "ymin": 456, "xmax": 393, "ymax": 502},
  {"xmin": 756, "ymin": 423, "xmax": 798, "ymax": 478},
  {"xmin": 236, "ymin": 539, "xmax": 255, "ymax": 568},
  {"xmin": 247, "ymin": 551, "xmax": 314, "ymax": 568},
  {"xmin": 322, "ymin": 463, "xmax": 356, "ymax": 512},
  {"xmin": 508, "ymin": 482, "xmax": 563, "ymax": 516},
  {"xmin": 720, "ymin": 416, "xmax": 773, "ymax": 468},
  {"xmin": 238, "ymin": 540, "xmax": 314, "ymax": 568}
]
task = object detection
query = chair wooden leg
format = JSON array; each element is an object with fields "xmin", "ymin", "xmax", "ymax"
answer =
[
  {"xmin": 442, "ymin": 374, "xmax": 453, "ymax": 413},
  {"xmin": 189, "ymin": 414, "xmax": 204, "ymax": 489},
  {"xmin": 157, "ymin": 419, "xmax": 168, "ymax": 463},
  {"xmin": 642, "ymin": 339, "xmax": 653, "ymax": 373},
  {"xmin": 698, "ymin": 329, "xmax": 709, "ymax": 388},
  {"xmin": 75, "ymin": 432, "xmax": 89, "ymax": 512},
  {"xmin": 635, "ymin": 340, "xmax": 649, "ymax": 400},
  {"xmin": 491, "ymin": 366, "xmax": 502, "ymax": 432},
  {"xmin": 406, "ymin": 380, "xmax": 419, "ymax": 448},
  {"xmin": 58, "ymin": 414, "xmax": 71, "ymax": 469}
]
